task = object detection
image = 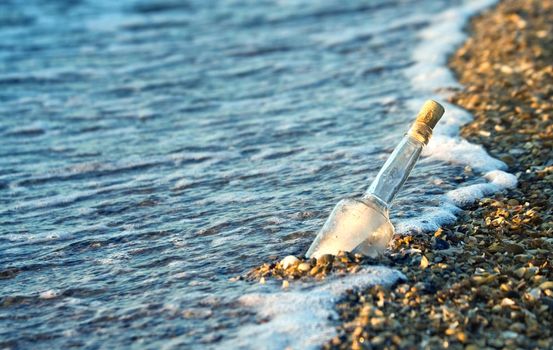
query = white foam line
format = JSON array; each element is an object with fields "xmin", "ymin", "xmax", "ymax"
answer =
[
  {"xmin": 223, "ymin": 267, "xmax": 405, "ymax": 350},
  {"xmin": 398, "ymin": 0, "xmax": 516, "ymax": 234}
]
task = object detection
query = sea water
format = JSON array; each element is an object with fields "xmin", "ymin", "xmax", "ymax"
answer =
[{"xmin": 0, "ymin": 0, "xmax": 513, "ymax": 349}]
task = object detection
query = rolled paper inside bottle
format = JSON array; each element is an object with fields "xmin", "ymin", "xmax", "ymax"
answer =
[{"xmin": 407, "ymin": 100, "xmax": 444, "ymax": 144}]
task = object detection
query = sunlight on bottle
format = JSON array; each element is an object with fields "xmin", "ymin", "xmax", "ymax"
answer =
[{"xmin": 305, "ymin": 197, "xmax": 394, "ymax": 259}]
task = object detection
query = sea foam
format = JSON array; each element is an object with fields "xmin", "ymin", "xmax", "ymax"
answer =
[
  {"xmin": 399, "ymin": 0, "xmax": 511, "ymax": 234},
  {"xmin": 224, "ymin": 267, "xmax": 405, "ymax": 350}
]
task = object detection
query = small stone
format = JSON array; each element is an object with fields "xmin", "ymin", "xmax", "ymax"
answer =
[
  {"xmin": 500, "ymin": 65, "xmax": 513, "ymax": 74},
  {"xmin": 501, "ymin": 298, "xmax": 516, "ymax": 307},
  {"xmin": 371, "ymin": 335, "xmax": 385, "ymax": 345},
  {"xmin": 282, "ymin": 280, "xmax": 289, "ymax": 289},
  {"xmin": 513, "ymin": 267, "xmax": 526, "ymax": 278},
  {"xmin": 420, "ymin": 255, "xmax": 429, "ymax": 269},
  {"xmin": 297, "ymin": 262, "xmax": 311, "ymax": 272},
  {"xmin": 337, "ymin": 251, "xmax": 354, "ymax": 263},
  {"xmin": 488, "ymin": 242, "xmax": 502, "ymax": 253},
  {"xmin": 539, "ymin": 281, "xmax": 553, "ymax": 290},
  {"xmin": 280, "ymin": 255, "xmax": 300, "ymax": 269},
  {"xmin": 499, "ymin": 283, "xmax": 511, "ymax": 292},
  {"xmin": 527, "ymin": 288, "xmax": 541, "ymax": 301},
  {"xmin": 524, "ymin": 266, "xmax": 538, "ymax": 278},
  {"xmin": 309, "ymin": 266, "xmax": 320, "ymax": 276},
  {"xmin": 229, "ymin": 275, "xmax": 241, "ymax": 282},
  {"xmin": 514, "ymin": 254, "xmax": 531, "ymax": 263},
  {"xmin": 472, "ymin": 273, "xmax": 497, "ymax": 285},
  {"xmin": 542, "ymin": 297, "xmax": 553, "ymax": 311},
  {"xmin": 503, "ymin": 242, "xmax": 524, "ymax": 254},
  {"xmin": 509, "ymin": 322, "xmax": 525, "ymax": 333},
  {"xmin": 370, "ymin": 317, "xmax": 386, "ymax": 329},
  {"xmin": 507, "ymin": 199, "xmax": 519, "ymax": 206},
  {"xmin": 317, "ymin": 254, "xmax": 334, "ymax": 266},
  {"xmin": 432, "ymin": 237, "xmax": 450, "ymax": 250}
]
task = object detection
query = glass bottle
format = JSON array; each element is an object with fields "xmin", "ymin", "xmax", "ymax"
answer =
[{"xmin": 306, "ymin": 100, "xmax": 444, "ymax": 258}]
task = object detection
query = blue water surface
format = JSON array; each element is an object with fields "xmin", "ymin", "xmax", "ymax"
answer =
[{"xmin": 0, "ymin": 0, "xmax": 475, "ymax": 348}]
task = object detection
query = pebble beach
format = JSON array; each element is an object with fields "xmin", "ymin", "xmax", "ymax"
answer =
[{"xmin": 250, "ymin": 1, "xmax": 553, "ymax": 349}]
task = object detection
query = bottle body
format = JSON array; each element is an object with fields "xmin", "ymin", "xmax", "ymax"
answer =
[
  {"xmin": 305, "ymin": 100, "xmax": 444, "ymax": 258},
  {"xmin": 305, "ymin": 135, "xmax": 423, "ymax": 259},
  {"xmin": 305, "ymin": 195, "xmax": 394, "ymax": 259}
]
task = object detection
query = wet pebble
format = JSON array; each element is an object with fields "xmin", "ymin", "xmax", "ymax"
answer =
[{"xmin": 280, "ymin": 255, "xmax": 299, "ymax": 269}]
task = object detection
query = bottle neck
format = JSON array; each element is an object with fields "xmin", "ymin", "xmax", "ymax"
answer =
[{"xmin": 363, "ymin": 135, "xmax": 424, "ymax": 206}]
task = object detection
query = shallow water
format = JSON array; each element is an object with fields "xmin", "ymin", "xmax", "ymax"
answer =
[{"xmin": 0, "ymin": 0, "xmax": 502, "ymax": 348}]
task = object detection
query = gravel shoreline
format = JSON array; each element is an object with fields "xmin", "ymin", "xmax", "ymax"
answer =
[{"xmin": 247, "ymin": 1, "xmax": 552, "ymax": 349}]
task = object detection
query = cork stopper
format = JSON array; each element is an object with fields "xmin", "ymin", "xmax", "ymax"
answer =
[
  {"xmin": 408, "ymin": 100, "xmax": 445, "ymax": 144},
  {"xmin": 415, "ymin": 100, "xmax": 445, "ymax": 129}
]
